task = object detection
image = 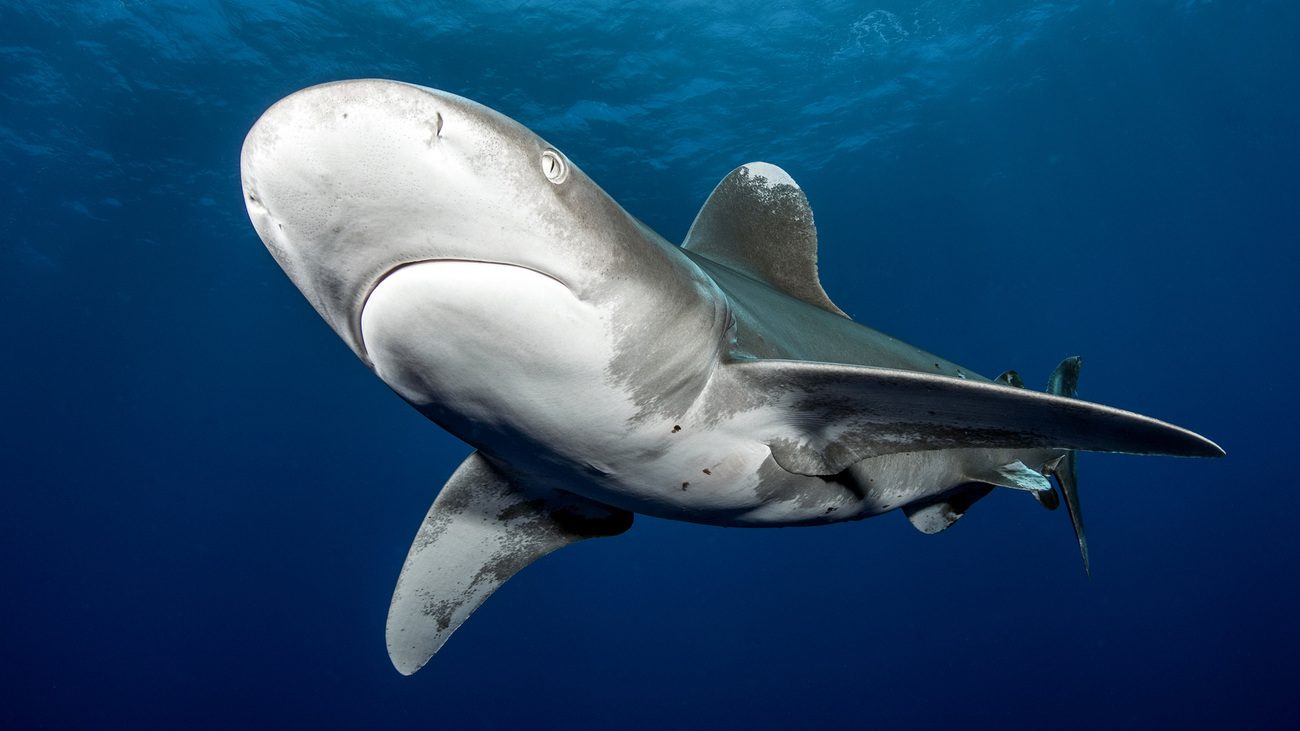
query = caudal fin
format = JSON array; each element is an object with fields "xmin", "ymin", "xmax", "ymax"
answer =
[{"xmin": 1046, "ymin": 357, "xmax": 1089, "ymax": 576}]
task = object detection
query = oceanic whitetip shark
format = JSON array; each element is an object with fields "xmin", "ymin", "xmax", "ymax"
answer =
[{"xmin": 240, "ymin": 79, "xmax": 1223, "ymax": 675}]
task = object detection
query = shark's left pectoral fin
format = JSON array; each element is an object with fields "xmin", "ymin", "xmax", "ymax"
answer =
[
  {"xmin": 728, "ymin": 358, "xmax": 1224, "ymax": 477},
  {"xmin": 386, "ymin": 451, "xmax": 632, "ymax": 675}
]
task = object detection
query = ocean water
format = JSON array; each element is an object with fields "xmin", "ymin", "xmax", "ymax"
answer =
[{"xmin": 2, "ymin": 1, "xmax": 1296, "ymax": 728}]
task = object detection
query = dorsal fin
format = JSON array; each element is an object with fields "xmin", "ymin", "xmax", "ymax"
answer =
[{"xmin": 682, "ymin": 162, "xmax": 848, "ymax": 318}]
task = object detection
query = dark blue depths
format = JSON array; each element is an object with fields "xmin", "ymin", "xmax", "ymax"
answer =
[{"xmin": 1, "ymin": 1, "xmax": 1296, "ymax": 729}]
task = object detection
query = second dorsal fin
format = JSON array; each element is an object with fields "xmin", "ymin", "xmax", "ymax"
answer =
[{"xmin": 682, "ymin": 162, "xmax": 848, "ymax": 318}]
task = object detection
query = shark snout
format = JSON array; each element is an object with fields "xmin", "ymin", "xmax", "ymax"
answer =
[{"xmin": 241, "ymin": 81, "xmax": 478, "ymax": 361}]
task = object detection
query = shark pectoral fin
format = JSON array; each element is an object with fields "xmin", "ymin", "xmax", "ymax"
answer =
[
  {"xmin": 903, "ymin": 483, "xmax": 995, "ymax": 534},
  {"xmin": 386, "ymin": 451, "xmax": 632, "ymax": 675},
  {"xmin": 727, "ymin": 358, "xmax": 1224, "ymax": 477},
  {"xmin": 681, "ymin": 162, "xmax": 849, "ymax": 318}
]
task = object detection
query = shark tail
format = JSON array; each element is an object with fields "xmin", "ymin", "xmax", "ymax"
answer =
[{"xmin": 1046, "ymin": 357, "xmax": 1089, "ymax": 576}]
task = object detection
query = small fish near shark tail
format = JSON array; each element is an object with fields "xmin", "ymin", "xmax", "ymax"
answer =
[{"xmin": 1045, "ymin": 357, "xmax": 1089, "ymax": 576}]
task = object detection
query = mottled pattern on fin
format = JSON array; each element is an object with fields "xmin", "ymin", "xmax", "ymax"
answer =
[
  {"xmin": 904, "ymin": 483, "xmax": 995, "ymax": 534},
  {"xmin": 386, "ymin": 451, "xmax": 632, "ymax": 674},
  {"xmin": 966, "ymin": 460, "xmax": 1053, "ymax": 492},
  {"xmin": 682, "ymin": 162, "xmax": 848, "ymax": 318}
]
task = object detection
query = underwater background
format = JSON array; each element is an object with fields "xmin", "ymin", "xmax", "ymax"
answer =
[{"xmin": 2, "ymin": 1, "xmax": 1296, "ymax": 728}]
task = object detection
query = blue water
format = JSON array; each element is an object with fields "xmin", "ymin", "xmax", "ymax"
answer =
[{"xmin": 3, "ymin": 1, "xmax": 1296, "ymax": 728}]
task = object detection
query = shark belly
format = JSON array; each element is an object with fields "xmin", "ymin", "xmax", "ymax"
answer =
[
  {"xmin": 361, "ymin": 260, "xmax": 626, "ymax": 455},
  {"xmin": 360, "ymin": 260, "xmax": 864, "ymax": 525}
]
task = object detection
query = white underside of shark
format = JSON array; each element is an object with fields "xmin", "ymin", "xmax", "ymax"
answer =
[{"xmin": 240, "ymin": 79, "xmax": 1223, "ymax": 675}]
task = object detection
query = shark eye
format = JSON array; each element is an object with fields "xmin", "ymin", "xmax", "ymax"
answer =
[{"xmin": 541, "ymin": 149, "xmax": 568, "ymax": 184}]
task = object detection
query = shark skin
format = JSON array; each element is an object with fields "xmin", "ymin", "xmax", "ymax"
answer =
[{"xmin": 240, "ymin": 79, "xmax": 1224, "ymax": 674}]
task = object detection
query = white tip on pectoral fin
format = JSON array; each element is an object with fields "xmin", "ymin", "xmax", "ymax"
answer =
[{"xmin": 386, "ymin": 452, "xmax": 632, "ymax": 675}]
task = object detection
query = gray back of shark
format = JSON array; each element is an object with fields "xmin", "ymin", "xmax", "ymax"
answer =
[{"xmin": 240, "ymin": 80, "xmax": 1223, "ymax": 675}]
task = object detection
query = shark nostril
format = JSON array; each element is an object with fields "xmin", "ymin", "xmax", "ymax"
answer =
[{"xmin": 423, "ymin": 113, "xmax": 444, "ymax": 148}]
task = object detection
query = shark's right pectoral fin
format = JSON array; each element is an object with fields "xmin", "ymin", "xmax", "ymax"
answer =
[
  {"xmin": 727, "ymin": 358, "xmax": 1224, "ymax": 478},
  {"xmin": 386, "ymin": 451, "xmax": 632, "ymax": 675}
]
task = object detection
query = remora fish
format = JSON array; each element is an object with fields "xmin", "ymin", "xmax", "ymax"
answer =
[{"xmin": 239, "ymin": 79, "xmax": 1223, "ymax": 675}]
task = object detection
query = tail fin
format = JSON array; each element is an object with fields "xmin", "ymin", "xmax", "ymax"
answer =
[{"xmin": 1047, "ymin": 357, "xmax": 1089, "ymax": 576}]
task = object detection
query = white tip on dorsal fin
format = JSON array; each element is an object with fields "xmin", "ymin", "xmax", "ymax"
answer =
[{"xmin": 682, "ymin": 162, "xmax": 849, "ymax": 318}]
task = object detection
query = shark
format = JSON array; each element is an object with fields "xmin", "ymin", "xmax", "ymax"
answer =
[{"xmin": 239, "ymin": 79, "xmax": 1223, "ymax": 675}]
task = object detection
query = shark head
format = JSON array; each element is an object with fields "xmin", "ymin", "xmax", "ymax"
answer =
[
  {"xmin": 240, "ymin": 79, "xmax": 720, "ymax": 368},
  {"xmin": 241, "ymin": 79, "xmax": 733, "ymax": 450}
]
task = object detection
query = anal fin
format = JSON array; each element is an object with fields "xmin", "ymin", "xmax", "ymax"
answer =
[{"xmin": 386, "ymin": 451, "xmax": 632, "ymax": 674}]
